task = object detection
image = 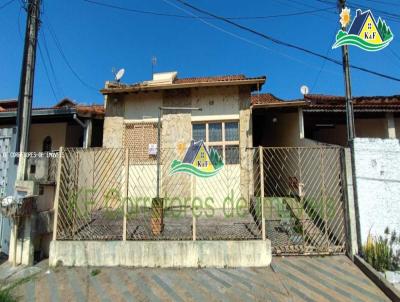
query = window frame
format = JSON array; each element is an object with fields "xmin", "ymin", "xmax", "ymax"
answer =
[{"xmin": 191, "ymin": 120, "xmax": 240, "ymax": 164}]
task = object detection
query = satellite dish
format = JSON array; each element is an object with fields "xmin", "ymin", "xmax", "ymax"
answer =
[
  {"xmin": 115, "ymin": 68, "xmax": 125, "ymax": 82},
  {"xmin": 300, "ymin": 85, "xmax": 309, "ymax": 95}
]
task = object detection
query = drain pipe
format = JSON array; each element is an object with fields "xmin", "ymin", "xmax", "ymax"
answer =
[{"xmin": 73, "ymin": 114, "xmax": 92, "ymax": 148}]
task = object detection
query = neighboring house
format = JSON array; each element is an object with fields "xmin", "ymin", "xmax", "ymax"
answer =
[
  {"xmin": 252, "ymin": 93, "xmax": 400, "ymax": 147},
  {"xmin": 0, "ymin": 98, "xmax": 104, "ymax": 259}
]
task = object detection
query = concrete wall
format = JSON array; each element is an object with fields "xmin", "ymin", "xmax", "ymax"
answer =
[
  {"xmin": 353, "ymin": 138, "xmax": 400, "ymax": 244},
  {"xmin": 124, "ymin": 91, "xmax": 162, "ymax": 121},
  {"xmin": 49, "ymin": 240, "xmax": 271, "ymax": 267}
]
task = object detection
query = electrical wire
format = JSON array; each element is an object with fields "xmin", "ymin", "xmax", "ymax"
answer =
[
  {"xmin": 0, "ymin": 0, "xmax": 16, "ymax": 10},
  {"xmin": 312, "ymin": 25, "xmax": 340, "ymax": 91},
  {"xmin": 161, "ymin": 0, "xmax": 339, "ymax": 75},
  {"xmin": 389, "ymin": 48, "xmax": 400, "ymax": 66},
  {"xmin": 173, "ymin": 0, "xmax": 400, "ymax": 83},
  {"xmin": 83, "ymin": 0, "xmax": 336, "ymax": 20},
  {"xmin": 44, "ymin": 17, "xmax": 98, "ymax": 91},
  {"xmin": 41, "ymin": 30, "xmax": 64, "ymax": 97},
  {"xmin": 38, "ymin": 42, "xmax": 59, "ymax": 101},
  {"xmin": 315, "ymin": 0, "xmax": 400, "ymax": 23}
]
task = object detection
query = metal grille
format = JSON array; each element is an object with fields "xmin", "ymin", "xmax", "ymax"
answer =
[
  {"xmin": 54, "ymin": 146, "xmax": 347, "ymax": 251},
  {"xmin": 261, "ymin": 147, "xmax": 346, "ymax": 255},
  {"xmin": 55, "ymin": 146, "xmax": 263, "ymax": 241}
]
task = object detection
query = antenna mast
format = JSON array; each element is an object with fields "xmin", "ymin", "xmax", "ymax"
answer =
[{"xmin": 152, "ymin": 56, "xmax": 157, "ymax": 77}]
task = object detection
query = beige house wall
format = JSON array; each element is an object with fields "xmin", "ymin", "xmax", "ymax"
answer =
[
  {"xmin": 355, "ymin": 117, "xmax": 387, "ymax": 138},
  {"xmin": 28, "ymin": 123, "xmax": 67, "ymax": 152},
  {"xmin": 103, "ymin": 86, "xmax": 247, "ymax": 149},
  {"xmin": 102, "ymin": 85, "xmax": 254, "ymax": 206}
]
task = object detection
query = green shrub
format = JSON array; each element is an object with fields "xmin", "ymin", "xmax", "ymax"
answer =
[
  {"xmin": 363, "ymin": 227, "xmax": 400, "ymax": 272},
  {"xmin": 90, "ymin": 269, "xmax": 101, "ymax": 277},
  {"xmin": 0, "ymin": 289, "xmax": 16, "ymax": 302}
]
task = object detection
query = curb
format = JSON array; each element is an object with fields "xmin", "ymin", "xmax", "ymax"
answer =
[{"xmin": 354, "ymin": 255, "xmax": 400, "ymax": 302}]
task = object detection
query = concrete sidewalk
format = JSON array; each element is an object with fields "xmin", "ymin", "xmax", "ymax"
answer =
[{"xmin": 3, "ymin": 256, "xmax": 392, "ymax": 302}]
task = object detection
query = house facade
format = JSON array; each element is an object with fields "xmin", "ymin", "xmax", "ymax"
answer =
[
  {"xmin": 0, "ymin": 98, "xmax": 104, "ymax": 261},
  {"xmin": 252, "ymin": 93, "xmax": 400, "ymax": 147},
  {"xmin": 101, "ymin": 72, "xmax": 266, "ymax": 207}
]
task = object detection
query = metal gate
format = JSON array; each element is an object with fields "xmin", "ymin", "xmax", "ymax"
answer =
[
  {"xmin": 53, "ymin": 147, "xmax": 263, "ymax": 241},
  {"xmin": 53, "ymin": 145, "xmax": 348, "ymax": 254},
  {"xmin": 259, "ymin": 147, "xmax": 347, "ymax": 255}
]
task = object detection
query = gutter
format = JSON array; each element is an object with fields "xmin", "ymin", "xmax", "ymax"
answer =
[
  {"xmin": 73, "ymin": 114, "xmax": 92, "ymax": 148},
  {"xmin": 251, "ymin": 101, "xmax": 307, "ymax": 109},
  {"xmin": 0, "ymin": 107, "xmax": 77, "ymax": 118}
]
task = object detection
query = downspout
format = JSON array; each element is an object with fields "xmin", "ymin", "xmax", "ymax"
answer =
[{"xmin": 73, "ymin": 114, "xmax": 92, "ymax": 148}]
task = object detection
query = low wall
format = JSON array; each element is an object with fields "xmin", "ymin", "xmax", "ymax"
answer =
[
  {"xmin": 353, "ymin": 138, "xmax": 400, "ymax": 244},
  {"xmin": 49, "ymin": 240, "xmax": 271, "ymax": 268}
]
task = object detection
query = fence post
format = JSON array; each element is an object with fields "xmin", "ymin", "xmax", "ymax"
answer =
[
  {"xmin": 52, "ymin": 147, "xmax": 63, "ymax": 241},
  {"xmin": 191, "ymin": 175, "xmax": 196, "ymax": 241},
  {"xmin": 123, "ymin": 148, "xmax": 129, "ymax": 241},
  {"xmin": 259, "ymin": 147, "xmax": 266, "ymax": 241}
]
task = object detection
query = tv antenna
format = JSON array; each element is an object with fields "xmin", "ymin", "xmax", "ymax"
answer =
[{"xmin": 152, "ymin": 56, "xmax": 157, "ymax": 76}]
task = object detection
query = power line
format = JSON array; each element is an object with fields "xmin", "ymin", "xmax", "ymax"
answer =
[
  {"xmin": 0, "ymin": 0, "xmax": 16, "ymax": 10},
  {"xmin": 312, "ymin": 25, "xmax": 340, "ymax": 91},
  {"xmin": 389, "ymin": 48, "xmax": 400, "ymax": 66},
  {"xmin": 162, "ymin": 0, "xmax": 339, "ymax": 76},
  {"xmin": 173, "ymin": 0, "xmax": 400, "ymax": 83},
  {"xmin": 38, "ymin": 42, "xmax": 59, "ymax": 101},
  {"xmin": 83, "ymin": 0, "xmax": 336, "ymax": 20},
  {"xmin": 315, "ymin": 0, "xmax": 400, "ymax": 23},
  {"xmin": 364, "ymin": 0, "xmax": 399, "ymax": 7},
  {"xmin": 41, "ymin": 30, "xmax": 64, "ymax": 97},
  {"xmin": 44, "ymin": 17, "xmax": 98, "ymax": 91}
]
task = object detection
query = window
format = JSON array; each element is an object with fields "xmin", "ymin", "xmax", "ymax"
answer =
[
  {"xmin": 192, "ymin": 124, "xmax": 206, "ymax": 141},
  {"xmin": 368, "ymin": 23, "xmax": 372, "ymax": 30},
  {"xmin": 42, "ymin": 136, "xmax": 52, "ymax": 152},
  {"xmin": 225, "ymin": 122, "xmax": 239, "ymax": 141},
  {"xmin": 192, "ymin": 121, "xmax": 240, "ymax": 164},
  {"xmin": 209, "ymin": 123, "xmax": 222, "ymax": 142}
]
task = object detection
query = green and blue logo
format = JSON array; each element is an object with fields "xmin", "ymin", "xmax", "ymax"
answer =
[
  {"xmin": 170, "ymin": 140, "xmax": 223, "ymax": 178},
  {"xmin": 332, "ymin": 8, "xmax": 394, "ymax": 51}
]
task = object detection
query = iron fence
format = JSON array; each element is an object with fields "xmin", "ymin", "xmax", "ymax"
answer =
[
  {"xmin": 54, "ymin": 146, "xmax": 263, "ymax": 241},
  {"xmin": 53, "ymin": 145, "xmax": 347, "ymax": 254},
  {"xmin": 261, "ymin": 147, "xmax": 347, "ymax": 255}
]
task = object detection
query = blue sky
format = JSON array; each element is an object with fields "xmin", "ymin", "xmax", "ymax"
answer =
[{"xmin": 0, "ymin": 0, "xmax": 399, "ymax": 107}]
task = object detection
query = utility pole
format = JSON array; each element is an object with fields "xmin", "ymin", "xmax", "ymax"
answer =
[
  {"xmin": 15, "ymin": 0, "xmax": 41, "ymax": 178},
  {"xmin": 11, "ymin": 0, "xmax": 41, "ymax": 267},
  {"xmin": 339, "ymin": 0, "xmax": 355, "ymax": 143}
]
